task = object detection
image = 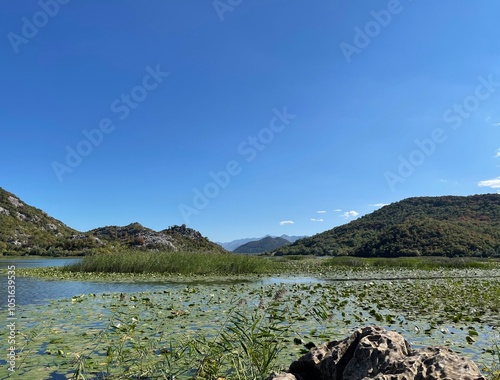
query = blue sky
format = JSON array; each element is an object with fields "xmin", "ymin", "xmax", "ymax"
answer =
[{"xmin": 1, "ymin": 0, "xmax": 500, "ymax": 243}]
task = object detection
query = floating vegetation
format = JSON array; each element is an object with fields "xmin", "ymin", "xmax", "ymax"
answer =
[
  {"xmin": 1, "ymin": 267, "xmax": 500, "ymax": 379},
  {"xmin": 4, "ymin": 257, "xmax": 500, "ymax": 378}
]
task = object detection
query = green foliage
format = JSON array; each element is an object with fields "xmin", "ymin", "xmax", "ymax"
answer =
[
  {"xmin": 276, "ymin": 194, "xmax": 500, "ymax": 257},
  {"xmin": 482, "ymin": 340, "xmax": 500, "ymax": 380}
]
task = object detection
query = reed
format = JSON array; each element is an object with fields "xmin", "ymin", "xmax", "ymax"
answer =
[{"xmin": 63, "ymin": 250, "xmax": 275, "ymax": 275}]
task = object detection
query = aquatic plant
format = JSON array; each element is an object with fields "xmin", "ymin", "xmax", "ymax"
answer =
[
  {"xmin": 6, "ymin": 265, "xmax": 500, "ymax": 379},
  {"xmin": 484, "ymin": 341, "xmax": 500, "ymax": 380},
  {"xmin": 321, "ymin": 256, "xmax": 500, "ymax": 270},
  {"xmin": 63, "ymin": 251, "xmax": 275, "ymax": 275}
]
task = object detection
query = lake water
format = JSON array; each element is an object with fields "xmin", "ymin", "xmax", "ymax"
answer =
[{"xmin": 0, "ymin": 257, "xmax": 322, "ymax": 305}]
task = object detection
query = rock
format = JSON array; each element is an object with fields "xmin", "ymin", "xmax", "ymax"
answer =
[
  {"xmin": 267, "ymin": 325, "xmax": 485, "ymax": 380},
  {"xmin": 267, "ymin": 373, "xmax": 297, "ymax": 380},
  {"xmin": 163, "ymin": 224, "xmax": 204, "ymax": 240},
  {"xmin": 8, "ymin": 195, "xmax": 23, "ymax": 207}
]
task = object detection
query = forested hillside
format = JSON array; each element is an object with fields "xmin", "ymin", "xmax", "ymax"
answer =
[{"xmin": 274, "ymin": 194, "xmax": 500, "ymax": 257}]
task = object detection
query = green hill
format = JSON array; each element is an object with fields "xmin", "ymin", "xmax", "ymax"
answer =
[
  {"xmin": 233, "ymin": 236, "xmax": 291, "ymax": 254},
  {"xmin": 0, "ymin": 187, "xmax": 99, "ymax": 256},
  {"xmin": 274, "ymin": 194, "xmax": 500, "ymax": 257},
  {"xmin": 0, "ymin": 187, "xmax": 226, "ymax": 256}
]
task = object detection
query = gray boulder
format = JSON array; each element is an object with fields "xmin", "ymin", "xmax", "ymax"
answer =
[{"xmin": 268, "ymin": 325, "xmax": 485, "ymax": 380}]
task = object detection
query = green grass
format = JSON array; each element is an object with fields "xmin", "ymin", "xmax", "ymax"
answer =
[
  {"xmin": 11, "ymin": 254, "xmax": 500, "ymax": 283},
  {"xmin": 54, "ymin": 253, "xmax": 500, "ymax": 278},
  {"xmin": 64, "ymin": 251, "xmax": 277, "ymax": 275},
  {"xmin": 485, "ymin": 341, "xmax": 500, "ymax": 380},
  {"xmin": 321, "ymin": 256, "xmax": 500, "ymax": 270}
]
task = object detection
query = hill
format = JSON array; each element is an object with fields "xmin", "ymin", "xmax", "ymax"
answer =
[
  {"xmin": 274, "ymin": 194, "xmax": 500, "ymax": 257},
  {"xmin": 218, "ymin": 237, "xmax": 262, "ymax": 252},
  {"xmin": 279, "ymin": 234, "xmax": 307, "ymax": 243},
  {"xmin": 0, "ymin": 187, "xmax": 226, "ymax": 256},
  {"xmin": 88, "ymin": 223, "xmax": 226, "ymax": 253},
  {"xmin": 233, "ymin": 236, "xmax": 291, "ymax": 254},
  {"xmin": 0, "ymin": 187, "xmax": 99, "ymax": 256},
  {"xmin": 219, "ymin": 235, "xmax": 306, "ymax": 251}
]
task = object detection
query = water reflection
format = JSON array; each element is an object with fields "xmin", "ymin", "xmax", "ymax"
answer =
[
  {"xmin": 0, "ymin": 257, "xmax": 82, "ymax": 269},
  {"xmin": 0, "ymin": 258, "xmax": 324, "ymax": 305}
]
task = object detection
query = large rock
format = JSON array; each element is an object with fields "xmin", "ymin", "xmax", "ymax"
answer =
[{"xmin": 267, "ymin": 325, "xmax": 485, "ymax": 380}]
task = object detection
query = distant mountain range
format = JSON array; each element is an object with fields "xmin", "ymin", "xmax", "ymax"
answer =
[
  {"xmin": 218, "ymin": 234, "xmax": 306, "ymax": 252},
  {"xmin": 0, "ymin": 187, "xmax": 226, "ymax": 256},
  {"xmin": 233, "ymin": 236, "xmax": 292, "ymax": 254},
  {"xmin": 274, "ymin": 194, "xmax": 500, "ymax": 257},
  {"xmin": 4, "ymin": 187, "xmax": 499, "ymax": 258}
]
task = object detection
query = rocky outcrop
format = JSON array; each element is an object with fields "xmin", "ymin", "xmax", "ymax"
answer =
[
  {"xmin": 267, "ymin": 326, "xmax": 485, "ymax": 380},
  {"xmin": 8, "ymin": 195, "xmax": 24, "ymax": 208},
  {"xmin": 90, "ymin": 223, "xmax": 178, "ymax": 251},
  {"xmin": 162, "ymin": 224, "xmax": 204, "ymax": 240}
]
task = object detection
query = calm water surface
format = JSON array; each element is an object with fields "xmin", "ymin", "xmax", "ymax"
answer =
[{"xmin": 0, "ymin": 257, "xmax": 322, "ymax": 305}]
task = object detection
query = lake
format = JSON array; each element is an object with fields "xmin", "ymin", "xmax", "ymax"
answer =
[
  {"xmin": 1, "ymin": 257, "xmax": 499, "ymax": 379},
  {"xmin": 0, "ymin": 257, "xmax": 322, "ymax": 305}
]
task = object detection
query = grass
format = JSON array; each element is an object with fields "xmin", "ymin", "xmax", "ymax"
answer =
[
  {"xmin": 6, "ymin": 253, "xmax": 500, "ymax": 278},
  {"xmin": 485, "ymin": 341, "xmax": 500, "ymax": 380},
  {"xmin": 321, "ymin": 256, "xmax": 500, "ymax": 270},
  {"xmin": 63, "ymin": 251, "xmax": 277, "ymax": 275},
  {"xmin": 11, "ymin": 254, "xmax": 500, "ymax": 282}
]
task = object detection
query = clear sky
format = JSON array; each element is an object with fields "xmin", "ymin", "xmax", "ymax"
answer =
[{"xmin": 1, "ymin": 0, "xmax": 500, "ymax": 243}]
